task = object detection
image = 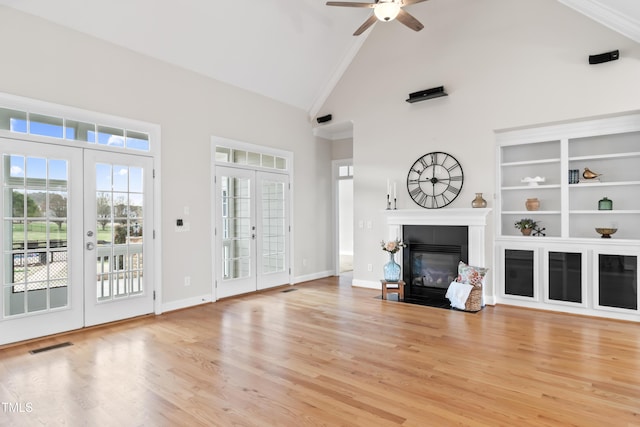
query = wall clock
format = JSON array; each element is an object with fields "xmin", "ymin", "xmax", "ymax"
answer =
[{"xmin": 406, "ymin": 151, "xmax": 464, "ymax": 209}]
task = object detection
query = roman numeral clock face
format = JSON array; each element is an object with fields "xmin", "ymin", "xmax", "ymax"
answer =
[{"xmin": 407, "ymin": 152, "xmax": 464, "ymax": 209}]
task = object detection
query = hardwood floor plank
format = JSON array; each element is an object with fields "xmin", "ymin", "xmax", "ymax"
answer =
[{"xmin": 1, "ymin": 276, "xmax": 640, "ymax": 426}]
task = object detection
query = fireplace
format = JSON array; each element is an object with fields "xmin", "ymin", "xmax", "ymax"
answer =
[
  {"xmin": 402, "ymin": 225, "xmax": 468, "ymax": 307},
  {"xmin": 409, "ymin": 245, "xmax": 462, "ymax": 288},
  {"xmin": 383, "ymin": 208, "xmax": 491, "ymax": 308}
]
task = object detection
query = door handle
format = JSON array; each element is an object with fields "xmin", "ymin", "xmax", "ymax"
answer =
[{"xmin": 86, "ymin": 242, "xmax": 95, "ymax": 251}]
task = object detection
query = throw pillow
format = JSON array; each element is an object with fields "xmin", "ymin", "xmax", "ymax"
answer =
[{"xmin": 456, "ymin": 261, "xmax": 488, "ymax": 287}]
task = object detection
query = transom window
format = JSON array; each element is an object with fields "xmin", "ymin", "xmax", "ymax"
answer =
[
  {"xmin": 0, "ymin": 107, "xmax": 150, "ymax": 152},
  {"xmin": 338, "ymin": 165, "xmax": 353, "ymax": 178},
  {"xmin": 215, "ymin": 146, "xmax": 287, "ymax": 171}
]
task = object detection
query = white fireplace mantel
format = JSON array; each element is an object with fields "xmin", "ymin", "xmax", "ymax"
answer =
[
  {"xmin": 383, "ymin": 208, "xmax": 492, "ymax": 269},
  {"xmin": 383, "ymin": 208, "xmax": 491, "ymax": 227}
]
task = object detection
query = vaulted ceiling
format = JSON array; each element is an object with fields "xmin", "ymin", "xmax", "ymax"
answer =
[{"xmin": 1, "ymin": 0, "xmax": 639, "ymax": 119}]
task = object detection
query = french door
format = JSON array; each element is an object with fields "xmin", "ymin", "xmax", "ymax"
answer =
[
  {"xmin": 0, "ymin": 140, "xmax": 83, "ymax": 344},
  {"xmin": 0, "ymin": 139, "xmax": 154, "ymax": 345},
  {"xmin": 83, "ymin": 150, "xmax": 154, "ymax": 326},
  {"xmin": 214, "ymin": 166, "xmax": 290, "ymax": 299}
]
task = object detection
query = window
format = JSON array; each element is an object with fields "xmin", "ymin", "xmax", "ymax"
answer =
[
  {"xmin": 215, "ymin": 146, "xmax": 287, "ymax": 171},
  {"xmin": 0, "ymin": 107, "xmax": 150, "ymax": 152},
  {"xmin": 338, "ymin": 165, "xmax": 354, "ymax": 177}
]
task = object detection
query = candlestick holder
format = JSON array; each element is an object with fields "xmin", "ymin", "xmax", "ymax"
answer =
[
  {"xmin": 386, "ymin": 194, "xmax": 391, "ymax": 210},
  {"xmin": 393, "ymin": 198, "xmax": 397, "ymax": 210}
]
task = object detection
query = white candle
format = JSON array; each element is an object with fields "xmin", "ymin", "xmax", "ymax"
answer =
[
  {"xmin": 393, "ymin": 182, "xmax": 397, "ymax": 199},
  {"xmin": 387, "ymin": 179, "xmax": 390, "ymax": 197}
]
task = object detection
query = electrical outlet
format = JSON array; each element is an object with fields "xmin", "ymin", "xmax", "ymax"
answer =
[
  {"xmin": 367, "ymin": 263, "xmax": 372, "ymax": 272},
  {"xmin": 302, "ymin": 258, "xmax": 308, "ymax": 267},
  {"xmin": 184, "ymin": 276, "xmax": 191, "ymax": 287}
]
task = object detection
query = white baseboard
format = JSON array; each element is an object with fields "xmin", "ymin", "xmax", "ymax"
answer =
[
  {"xmin": 161, "ymin": 271, "xmax": 335, "ymax": 313},
  {"xmin": 483, "ymin": 294, "xmax": 497, "ymax": 305},
  {"xmin": 162, "ymin": 294, "xmax": 213, "ymax": 313},
  {"xmin": 294, "ymin": 270, "xmax": 334, "ymax": 284},
  {"xmin": 351, "ymin": 279, "xmax": 380, "ymax": 289}
]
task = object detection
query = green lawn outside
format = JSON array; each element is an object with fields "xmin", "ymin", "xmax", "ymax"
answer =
[{"xmin": 11, "ymin": 222, "xmax": 114, "ymax": 244}]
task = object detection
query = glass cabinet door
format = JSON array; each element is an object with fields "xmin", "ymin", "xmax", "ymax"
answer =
[
  {"xmin": 504, "ymin": 249, "xmax": 535, "ymax": 298},
  {"xmin": 543, "ymin": 249, "xmax": 587, "ymax": 307},
  {"xmin": 596, "ymin": 253, "xmax": 638, "ymax": 311}
]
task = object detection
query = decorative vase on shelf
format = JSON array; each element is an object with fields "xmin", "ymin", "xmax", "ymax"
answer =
[
  {"xmin": 471, "ymin": 193, "xmax": 487, "ymax": 208},
  {"xmin": 383, "ymin": 252, "xmax": 401, "ymax": 282},
  {"xmin": 598, "ymin": 197, "xmax": 612, "ymax": 210},
  {"xmin": 525, "ymin": 198, "xmax": 540, "ymax": 211}
]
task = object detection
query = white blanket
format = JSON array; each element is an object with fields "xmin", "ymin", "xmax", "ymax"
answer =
[{"xmin": 445, "ymin": 281, "xmax": 474, "ymax": 310}]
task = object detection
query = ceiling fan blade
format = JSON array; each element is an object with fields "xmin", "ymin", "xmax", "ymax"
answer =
[
  {"xmin": 401, "ymin": 0, "xmax": 429, "ymax": 5},
  {"xmin": 353, "ymin": 14, "xmax": 377, "ymax": 35},
  {"xmin": 396, "ymin": 9, "xmax": 424, "ymax": 31},
  {"xmin": 326, "ymin": 1, "xmax": 377, "ymax": 8}
]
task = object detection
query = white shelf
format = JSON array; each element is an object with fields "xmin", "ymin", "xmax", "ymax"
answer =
[
  {"xmin": 569, "ymin": 151, "xmax": 640, "ymax": 161},
  {"xmin": 502, "ymin": 184, "xmax": 561, "ymax": 190},
  {"xmin": 570, "ymin": 210, "xmax": 640, "ymax": 214},
  {"xmin": 502, "ymin": 210, "xmax": 561, "ymax": 215},
  {"xmin": 569, "ymin": 181, "xmax": 640, "ymax": 188},
  {"xmin": 501, "ymin": 158, "xmax": 560, "ymax": 167}
]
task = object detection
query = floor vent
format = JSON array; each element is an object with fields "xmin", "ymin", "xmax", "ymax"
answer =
[
  {"xmin": 29, "ymin": 342, "xmax": 73, "ymax": 354},
  {"xmin": 281, "ymin": 288, "xmax": 297, "ymax": 293}
]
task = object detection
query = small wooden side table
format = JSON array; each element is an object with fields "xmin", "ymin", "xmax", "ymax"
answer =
[{"xmin": 380, "ymin": 279, "xmax": 405, "ymax": 301}]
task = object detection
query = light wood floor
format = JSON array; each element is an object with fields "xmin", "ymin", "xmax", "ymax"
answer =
[{"xmin": 1, "ymin": 276, "xmax": 640, "ymax": 426}]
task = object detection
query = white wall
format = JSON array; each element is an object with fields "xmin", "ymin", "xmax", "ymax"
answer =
[
  {"xmin": 0, "ymin": 7, "xmax": 334, "ymax": 309},
  {"xmin": 331, "ymin": 137, "xmax": 353, "ymax": 160},
  {"xmin": 321, "ymin": 0, "xmax": 640, "ymax": 297}
]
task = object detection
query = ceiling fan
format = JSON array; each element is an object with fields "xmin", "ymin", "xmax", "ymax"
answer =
[{"xmin": 326, "ymin": 0, "xmax": 428, "ymax": 36}]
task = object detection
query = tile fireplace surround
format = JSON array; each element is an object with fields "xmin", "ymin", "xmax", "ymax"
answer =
[{"xmin": 381, "ymin": 208, "xmax": 492, "ymax": 303}]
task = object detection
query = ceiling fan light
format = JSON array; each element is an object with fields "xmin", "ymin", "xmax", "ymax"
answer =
[{"xmin": 374, "ymin": 2, "xmax": 401, "ymax": 22}]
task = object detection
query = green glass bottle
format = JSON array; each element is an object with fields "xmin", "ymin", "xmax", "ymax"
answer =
[{"xmin": 598, "ymin": 197, "xmax": 612, "ymax": 210}]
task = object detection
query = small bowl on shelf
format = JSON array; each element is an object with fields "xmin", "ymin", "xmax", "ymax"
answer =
[{"xmin": 595, "ymin": 228, "xmax": 617, "ymax": 238}]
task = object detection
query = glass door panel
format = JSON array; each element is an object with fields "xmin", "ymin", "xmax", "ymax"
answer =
[
  {"xmin": 223, "ymin": 176, "xmax": 251, "ymax": 280},
  {"xmin": 546, "ymin": 251, "xmax": 584, "ymax": 305},
  {"xmin": 0, "ymin": 140, "xmax": 83, "ymax": 345},
  {"xmin": 504, "ymin": 249, "xmax": 534, "ymax": 298},
  {"xmin": 84, "ymin": 151, "xmax": 153, "ymax": 327},
  {"xmin": 216, "ymin": 166, "xmax": 255, "ymax": 298},
  {"xmin": 598, "ymin": 253, "xmax": 637, "ymax": 310},
  {"xmin": 257, "ymin": 171, "xmax": 289, "ymax": 290}
]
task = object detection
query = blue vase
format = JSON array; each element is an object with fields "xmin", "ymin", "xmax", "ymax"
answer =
[{"xmin": 383, "ymin": 252, "xmax": 401, "ymax": 282}]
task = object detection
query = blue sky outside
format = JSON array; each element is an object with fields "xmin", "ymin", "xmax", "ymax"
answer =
[
  {"xmin": 9, "ymin": 115, "xmax": 149, "ymax": 151},
  {"xmin": 8, "ymin": 155, "xmax": 68, "ymax": 184}
]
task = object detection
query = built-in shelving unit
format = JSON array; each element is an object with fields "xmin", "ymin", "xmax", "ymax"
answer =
[{"xmin": 494, "ymin": 112, "xmax": 640, "ymax": 321}]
